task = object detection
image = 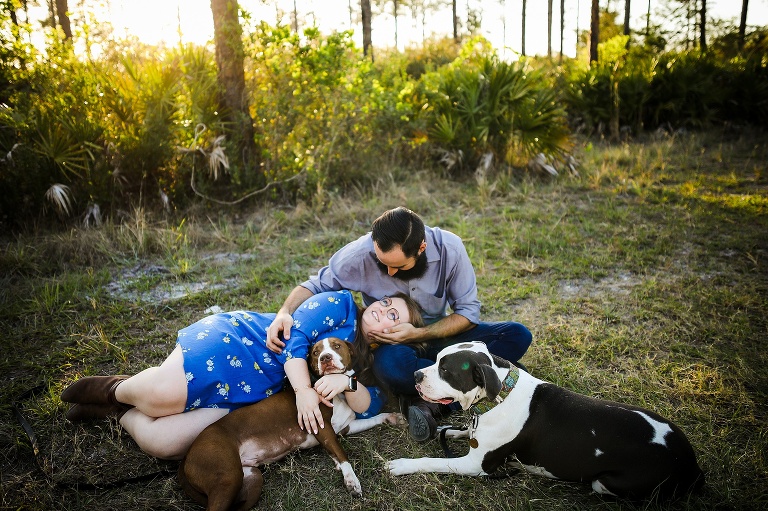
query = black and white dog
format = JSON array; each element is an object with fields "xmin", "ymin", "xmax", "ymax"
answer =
[{"xmin": 388, "ymin": 342, "xmax": 704, "ymax": 500}]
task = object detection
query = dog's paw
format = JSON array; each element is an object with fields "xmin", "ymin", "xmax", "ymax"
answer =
[
  {"xmin": 344, "ymin": 473, "xmax": 362, "ymax": 497},
  {"xmin": 384, "ymin": 412, "xmax": 406, "ymax": 426},
  {"xmin": 340, "ymin": 462, "xmax": 362, "ymax": 497},
  {"xmin": 387, "ymin": 458, "xmax": 417, "ymax": 476}
]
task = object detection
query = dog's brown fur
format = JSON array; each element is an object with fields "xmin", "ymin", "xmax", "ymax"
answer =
[{"xmin": 178, "ymin": 339, "xmax": 364, "ymax": 511}]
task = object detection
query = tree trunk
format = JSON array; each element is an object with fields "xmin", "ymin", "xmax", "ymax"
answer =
[
  {"xmin": 646, "ymin": 0, "xmax": 651, "ymax": 37},
  {"xmin": 54, "ymin": 0, "xmax": 72, "ymax": 39},
  {"xmin": 453, "ymin": 0, "xmax": 459, "ymax": 43},
  {"xmin": 361, "ymin": 0, "xmax": 373, "ymax": 60},
  {"xmin": 560, "ymin": 0, "xmax": 565, "ymax": 63},
  {"xmin": 700, "ymin": 0, "xmax": 706, "ymax": 50},
  {"xmin": 291, "ymin": 0, "xmax": 298, "ymax": 33},
  {"xmin": 590, "ymin": 0, "xmax": 599, "ymax": 63},
  {"xmin": 501, "ymin": 0, "xmax": 507, "ymax": 55},
  {"xmin": 521, "ymin": 0, "xmax": 526, "ymax": 56},
  {"xmin": 739, "ymin": 0, "xmax": 749, "ymax": 50},
  {"xmin": 624, "ymin": 0, "xmax": 631, "ymax": 48},
  {"xmin": 624, "ymin": 0, "xmax": 631, "ymax": 36},
  {"xmin": 209, "ymin": 0, "xmax": 259, "ymax": 182},
  {"xmin": 547, "ymin": 0, "xmax": 553, "ymax": 58},
  {"xmin": 393, "ymin": 0, "xmax": 399, "ymax": 50}
]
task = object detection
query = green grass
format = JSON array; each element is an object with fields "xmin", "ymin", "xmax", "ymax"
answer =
[{"xmin": 1, "ymin": 129, "xmax": 766, "ymax": 510}]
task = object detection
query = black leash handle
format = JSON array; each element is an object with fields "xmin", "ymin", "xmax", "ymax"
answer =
[
  {"xmin": 12, "ymin": 382, "xmax": 175, "ymax": 489},
  {"xmin": 12, "ymin": 384, "xmax": 46, "ymax": 469},
  {"xmin": 438, "ymin": 425, "xmax": 467, "ymax": 458}
]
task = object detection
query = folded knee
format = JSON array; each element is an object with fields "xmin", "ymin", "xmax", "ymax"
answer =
[{"xmin": 142, "ymin": 441, "xmax": 185, "ymax": 460}]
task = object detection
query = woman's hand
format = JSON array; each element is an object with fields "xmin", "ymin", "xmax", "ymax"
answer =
[
  {"xmin": 294, "ymin": 386, "xmax": 326, "ymax": 434},
  {"xmin": 314, "ymin": 373, "xmax": 350, "ymax": 401}
]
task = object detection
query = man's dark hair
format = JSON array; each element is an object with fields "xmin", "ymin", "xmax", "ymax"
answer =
[{"xmin": 371, "ymin": 207, "xmax": 425, "ymax": 258}]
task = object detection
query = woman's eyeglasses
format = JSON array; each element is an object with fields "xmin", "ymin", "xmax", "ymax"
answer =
[{"xmin": 378, "ymin": 297, "xmax": 400, "ymax": 322}]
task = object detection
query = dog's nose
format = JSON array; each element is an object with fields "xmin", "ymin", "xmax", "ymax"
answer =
[
  {"xmin": 320, "ymin": 353, "xmax": 332, "ymax": 363},
  {"xmin": 414, "ymin": 370, "xmax": 424, "ymax": 383}
]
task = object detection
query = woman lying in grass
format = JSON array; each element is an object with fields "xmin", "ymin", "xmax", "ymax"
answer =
[{"xmin": 60, "ymin": 290, "xmax": 423, "ymax": 459}]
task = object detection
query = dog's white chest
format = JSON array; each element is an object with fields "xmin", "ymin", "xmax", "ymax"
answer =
[
  {"xmin": 473, "ymin": 374, "xmax": 538, "ymax": 449},
  {"xmin": 330, "ymin": 395, "xmax": 356, "ymax": 432}
]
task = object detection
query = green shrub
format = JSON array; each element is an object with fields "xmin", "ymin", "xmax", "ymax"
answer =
[
  {"xmin": 562, "ymin": 38, "xmax": 767, "ymax": 134},
  {"xmin": 416, "ymin": 38, "xmax": 570, "ymax": 172},
  {"xmin": 719, "ymin": 52, "xmax": 768, "ymax": 127},
  {"xmin": 243, "ymin": 24, "xmax": 411, "ymax": 201},
  {"xmin": 0, "ymin": 28, "xmax": 228, "ymax": 226},
  {"xmin": 646, "ymin": 50, "xmax": 725, "ymax": 128},
  {"xmin": 563, "ymin": 35, "xmax": 654, "ymax": 136},
  {"xmin": 1, "ymin": 33, "xmax": 106, "ymax": 226},
  {"xmin": 400, "ymin": 36, "xmax": 460, "ymax": 80}
]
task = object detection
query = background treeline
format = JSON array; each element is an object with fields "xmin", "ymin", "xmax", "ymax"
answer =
[{"xmin": 0, "ymin": 0, "xmax": 766, "ymax": 230}]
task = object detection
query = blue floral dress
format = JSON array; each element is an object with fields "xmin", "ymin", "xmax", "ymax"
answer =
[{"xmin": 176, "ymin": 290, "xmax": 358, "ymax": 411}]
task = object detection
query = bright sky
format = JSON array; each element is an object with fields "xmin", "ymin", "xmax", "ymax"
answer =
[{"xmin": 31, "ymin": 0, "xmax": 768, "ymax": 59}]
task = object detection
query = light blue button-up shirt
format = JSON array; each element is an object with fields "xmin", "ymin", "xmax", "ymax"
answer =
[{"xmin": 301, "ymin": 226, "xmax": 481, "ymax": 325}]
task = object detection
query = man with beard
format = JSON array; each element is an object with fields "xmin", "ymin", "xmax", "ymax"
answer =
[{"xmin": 266, "ymin": 207, "xmax": 532, "ymax": 442}]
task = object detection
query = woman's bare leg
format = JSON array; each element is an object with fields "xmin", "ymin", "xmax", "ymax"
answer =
[
  {"xmin": 114, "ymin": 345, "xmax": 188, "ymax": 417},
  {"xmin": 114, "ymin": 345, "xmax": 230, "ymax": 459},
  {"xmin": 119, "ymin": 406, "xmax": 229, "ymax": 460}
]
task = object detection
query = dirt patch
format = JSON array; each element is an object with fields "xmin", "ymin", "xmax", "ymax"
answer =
[
  {"xmin": 104, "ymin": 253, "xmax": 256, "ymax": 303},
  {"xmin": 558, "ymin": 272, "xmax": 642, "ymax": 299}
]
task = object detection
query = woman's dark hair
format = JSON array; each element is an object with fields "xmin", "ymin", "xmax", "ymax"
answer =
[
  {"xmin": 371, "ymin": 207, "xmax": 425, "ymax": 258},
  {"xmin": 353, "ymin": 292, "xmax": 425, "ymax": 386}
]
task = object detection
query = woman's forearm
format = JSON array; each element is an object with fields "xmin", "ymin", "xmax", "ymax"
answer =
[{"xmin": 284, "ymin": 357, "xmax": 312, "ymax": 390}]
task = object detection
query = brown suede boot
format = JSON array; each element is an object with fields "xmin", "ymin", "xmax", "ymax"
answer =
[
  {"xmin": 65, "ymin": 402, "xmax": 132, "ymax": 422},
  {"xmin": 61, "ymin": 375, "xmax": 129, "ymax": 405}
]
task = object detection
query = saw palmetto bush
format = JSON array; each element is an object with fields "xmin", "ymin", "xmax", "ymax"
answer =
[
  {"xmin": 563, "ymin": 35, "xmax": 654, "ymax": 137},
  {"xmin": 0, "ymin": 27, "xmax": 230, "ymax": 227},
  {"xmin": 0, "ymin": 36, "xmax": 105, "ymax": 225},
  {"xmin": 97, "ymin": 46, "xmax": 183, "ymax": 204},
  {"xmin": 562, "ymin": 40, "xmax": 768, "ymax": 135},
  {"xmin": 719, "ymin": 52, "xmax": 768, "ymax": 127},
  {"xmin": 416, "ymin": 42, "xmax": 570, "ymax": 173},
  {"xmin": 646, "ymin": 51, "xmax": 725, "ymax": 128}
]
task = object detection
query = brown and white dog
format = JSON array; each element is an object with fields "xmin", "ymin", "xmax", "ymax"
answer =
[
  {"xmin": 388, "ymin": 341, "xmax": 705, "ymax": 501},
  {"xmin": 179, "ymin": 337, "xmax": 399, "ymax": 511}
]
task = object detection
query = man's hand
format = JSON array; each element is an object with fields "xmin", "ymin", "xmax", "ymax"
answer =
[
  {"xmin": 367, "ymin": 323, "xmax": 420, "ymax": 345},
  {"xmin": 370, "ymin": 314, "xmax": 475, "ymax": 347},
  {"xmin": 266, "ymin": 311, "xmax": 294, "ymax": 354},
  {"xmin": 267, "ymin": 286, "xmax": 315, "ymax": 353}
]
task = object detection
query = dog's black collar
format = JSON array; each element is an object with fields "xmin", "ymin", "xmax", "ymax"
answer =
[{"xmin": 470, "ymin": 367, "xmax": 520, "ymax": 415}]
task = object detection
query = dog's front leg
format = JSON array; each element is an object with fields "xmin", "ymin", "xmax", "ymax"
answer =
[
  {"xmin": 314, "ymin": 422, "xmax": 363, "ymax": 497},
  {"xmin": 344, "ymin": 412, "xmax": 404, "ymax": 435},
  {"xmin": 388, "ymin": 454, "xmax": 486, "ymax": 476}
]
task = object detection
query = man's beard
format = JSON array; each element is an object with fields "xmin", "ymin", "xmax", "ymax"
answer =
[{"xmin": 376, "ymin": 251, "xmax": 428, "ymax": 281}]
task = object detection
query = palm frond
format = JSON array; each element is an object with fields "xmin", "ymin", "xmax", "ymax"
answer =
[
  {"xmin": 207, "ymin": 135, "xmax": 230, "ymax": 180},
  {"xmin": 45, "ymin": 183, "xmax": 74, "ymax": 217},
  {"xmin": 83, "ymin": 203, "xmax": 102, "ymax": 227}
]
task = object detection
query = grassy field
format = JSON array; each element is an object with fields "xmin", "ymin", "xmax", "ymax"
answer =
[{"xmin": 1, "ymin": 129, "xmax": 766, "ymax": 511}]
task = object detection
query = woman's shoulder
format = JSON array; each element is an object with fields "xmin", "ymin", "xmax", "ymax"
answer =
[
  {"xmin": 301, "ymin": 290, "xmax": 354, "ymax": 307},
  {"xmin": 320, "ymin": 289, "xmax": 353, "ymax": 298}
]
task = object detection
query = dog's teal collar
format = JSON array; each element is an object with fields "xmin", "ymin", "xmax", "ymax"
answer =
[{"xmin": 470, "ymin": 367, "xmax": 520, "ymax": 416}]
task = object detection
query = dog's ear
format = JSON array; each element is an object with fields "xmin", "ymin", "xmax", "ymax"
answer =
[
  {"xmin": 474, "ymin": 364, "xmax": 502, "ymax": 400},
  {"xmin": 490, "ymin": 354, "xmax": 511, "ymax": 369},
  {"xmin": 343, "ymin": 339, "xmax": 357, "ymax": 358}
]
